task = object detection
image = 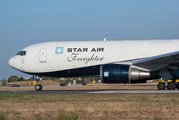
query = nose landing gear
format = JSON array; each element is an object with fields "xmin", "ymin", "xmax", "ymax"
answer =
[
  {"xmin": 33, "ymin": 75, "xmax": 43, "ymax": 91},
  {"xmin": 35, "ymin": 84, "xmax": 43, "ymax": 91}
]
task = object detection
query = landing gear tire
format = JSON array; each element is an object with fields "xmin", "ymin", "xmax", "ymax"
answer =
[
  {"xmin": 167, "ymin": 82, "xmax": 176, "ymax": 90},
  {"xmin": 35, "ymin": 84, "xmax": 43, "ymax": 91},
  {"xmin": 158, "ymin": 82, "xmax": 166, "ymax": 90},
  {"xmin": 176, "ymin": 83, "xmax": 179, "ymax": 89}
]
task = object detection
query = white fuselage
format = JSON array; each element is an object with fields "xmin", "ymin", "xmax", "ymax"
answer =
[{"xmin": 9, "ymin": 40, "xmax": 179, "ymax": 74}]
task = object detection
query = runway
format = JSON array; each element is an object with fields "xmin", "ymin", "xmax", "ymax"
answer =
[
  {"xmin": 0, "ymin": 83, "xmax": 178, "ymax": 94},
  {"xmin": 0, "ymin": 89, "xmax": 179, "ymax": 94}
]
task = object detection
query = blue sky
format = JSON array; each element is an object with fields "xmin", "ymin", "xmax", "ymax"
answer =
[{"xmin": 0, "ymin": 0, "xmax": 179, "ymax": 79}]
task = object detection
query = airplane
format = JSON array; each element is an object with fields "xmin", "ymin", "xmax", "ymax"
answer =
[{"xmin": 8, "ymin": 39, "xmax": 179, "ymax": 91}]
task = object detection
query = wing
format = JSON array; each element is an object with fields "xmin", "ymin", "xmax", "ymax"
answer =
[{"xmin": 132, "ymin": 51, "xmax": 179, "ymax": 71}]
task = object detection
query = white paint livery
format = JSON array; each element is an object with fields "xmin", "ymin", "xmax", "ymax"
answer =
[
  {"xmin": 9, "ymin": 40, "xmax": 179, "ymax": 73},
  {"xmin": 8, "ymin": 39, "xmax": 179, "ymax": 90}
]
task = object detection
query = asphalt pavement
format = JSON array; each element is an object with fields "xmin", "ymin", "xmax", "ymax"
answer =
[{"xmin": 0, "ymin": 89, "xmax": 179, "ymax": 94}]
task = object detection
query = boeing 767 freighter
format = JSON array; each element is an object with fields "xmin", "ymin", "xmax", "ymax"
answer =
[{"xmin": 8, "ymin": 39, "xmax": 179, "ymax": 91}]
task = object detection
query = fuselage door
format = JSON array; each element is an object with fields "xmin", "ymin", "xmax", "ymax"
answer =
[{"xmin": 39, "ymin": 49, "xmax": 47, "ymax": 63}]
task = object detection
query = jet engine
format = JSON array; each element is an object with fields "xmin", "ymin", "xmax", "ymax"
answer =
[{"xmin": 100, "ymin": 64, "xmax": 151, "ymax": 83}]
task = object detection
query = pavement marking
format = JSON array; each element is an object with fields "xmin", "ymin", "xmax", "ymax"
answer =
[
  {"xmin": 87, "ymin": 90, "xmax": 179, "ymax": 94},
  {"xmin": 1, "ymin": 90, "xmax": 179, "ymax": 94}
]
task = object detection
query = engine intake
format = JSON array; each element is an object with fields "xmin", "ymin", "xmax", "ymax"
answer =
[{"xmin": 100, "ymin": 64, "xmax": 151, "ymax": 83}]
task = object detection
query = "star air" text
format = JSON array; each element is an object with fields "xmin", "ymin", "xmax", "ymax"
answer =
[{"xmin": 67, "ymin": 48, "xmax": 104, "ymax": 52}]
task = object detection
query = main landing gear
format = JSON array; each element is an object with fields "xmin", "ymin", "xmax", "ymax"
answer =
[
  {"xmin": 157, "ymin": 82, "xmax": 166, "ymax": 90},
  {"xmin": 167, "ymin": 82, "xmax": 176, "ymax": 90},
  {"xmin": 158, "ymin": 82, "xmax": 179, "ymax": 90}
]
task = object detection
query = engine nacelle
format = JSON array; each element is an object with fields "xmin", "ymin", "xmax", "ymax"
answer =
[{"xmin": 100, "ymin": 64, "xmax": 151, "ymax": 83}]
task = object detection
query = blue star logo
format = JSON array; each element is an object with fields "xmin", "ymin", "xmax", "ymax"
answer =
[
  {"xmin": 104, "ymin": 72, "xmax": 109, "ymax": 77},
  {"xmin": 56, "ymin": 47, "xmax": 63, "ymax": 54}
]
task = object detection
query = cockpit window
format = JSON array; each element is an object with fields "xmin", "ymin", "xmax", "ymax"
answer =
[
  {"xmin": 16, "ymin": 51, "xmax": 21, "ymax": 55},
  {"xmin": 16, "ymin": 51, "xmax": 26, "ymax": 56}
]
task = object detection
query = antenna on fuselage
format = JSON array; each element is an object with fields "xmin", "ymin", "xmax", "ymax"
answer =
[{"xmin": 103, "ymin": 37, "xmax": 106, "ymax": 41}]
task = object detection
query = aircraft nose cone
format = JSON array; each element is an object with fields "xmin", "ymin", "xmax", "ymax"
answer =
[{"xmin": 8, "ymin": 57, "xmax": 14, "ymax": 68}]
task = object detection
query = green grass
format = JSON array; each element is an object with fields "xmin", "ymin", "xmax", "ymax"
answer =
[
  {"xmin": 57, "ymin": 111, "xmax": 78, "ymax": 120},
  {"xmin": 166, "ymin": 106, "xmax": 172, "ymax": 109},
  {"xmin": 0, "ymin": 92, "xmax": 24, "ymax": 100},
  {"xmin": 1, "ymin": 93, "xmax": 179, "ymax": 119},
  {"xmin": 114, "ymin": 98, "xmax": 119, "ymax": 101},
  {"xmin": 35, "ymin": 113, "xmax": 43, "ymax": 120},
  {"xmin": 154, "ymin": 116, "xmax": 163, "ymax": 120},
  {"xmin": 13, "ymin": 112, "xmax": 21, "ymax": 116},
  {"xmin": 140, "ymin": 96, "xmax": 148, "ymax": 101},
  {"xmin": 0, "ymin": 114, "xmax": 5, "ymax": 120}
]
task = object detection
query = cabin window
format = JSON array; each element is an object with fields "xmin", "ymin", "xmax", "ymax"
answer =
[{"xmin": 16, "ymin": 51, "xmax": 26, "ymax": 56}]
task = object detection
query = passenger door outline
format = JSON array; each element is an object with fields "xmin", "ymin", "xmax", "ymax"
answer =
[{"xmin": 39, "ymin": 49, "xmax": 47, "ymax": 63}]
